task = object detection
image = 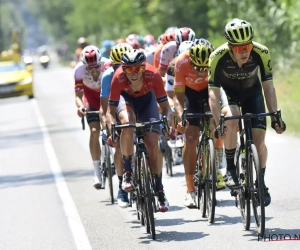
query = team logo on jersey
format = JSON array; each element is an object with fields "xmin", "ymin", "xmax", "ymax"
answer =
[
  {"xmin": 223, "ymin": 66, "xmax": 258, "ymax": 79},
  {"xmin": 253, "ymin": 43, "xmax": 269, "ymax": 54}
]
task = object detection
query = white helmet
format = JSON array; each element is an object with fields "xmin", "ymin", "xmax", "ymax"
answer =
[
  {"xmin": 81, "ymin": 45, "xmax": 102, "ymax": 65},
  {"xmin": 175, "ymin": 27, "xmax": 196, "ymax": 45},
  {"xmin": 178, "ymin": 41, "xmax": 194, "ymax": 55}
]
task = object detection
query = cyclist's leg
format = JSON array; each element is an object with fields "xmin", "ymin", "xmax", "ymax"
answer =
[
  {"xmin": 83, "ymin": 94, "xmax": 102, "ymax": 188},
  {"xmin": 117, "ymin": 94, "xmax": 136, "ymax": 192},
  {"xmin": 241, "ymin": 92, "xmax": 270, "ymax": 206},
  {"xmin": 222, "ymin": 92, "xmax": 240, "ymax": 188},
  {"xmin": 138, "ymin": 91, "xmax": 169, "ymax": 212}
]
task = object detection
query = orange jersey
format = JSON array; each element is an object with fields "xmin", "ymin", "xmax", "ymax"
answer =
[
  {"xmin": 153, "ymin": 43, "xmax": 164, "ymax": 69},
  {"xmin": 174, "ymin": 51, "xmax": 208, "ymax": 92}
]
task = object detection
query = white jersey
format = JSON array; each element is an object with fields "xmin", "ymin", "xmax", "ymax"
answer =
[
  {"xmin": 74, "ymin": 57, "xmax": 110, "ymax": 91},
  {"xmin": 145, "ymin": 45, "xmax": 156, "ymax": 66},
  {"xmin": 158, "ymin": 41, "xmax": 178, "ymax": 72}
]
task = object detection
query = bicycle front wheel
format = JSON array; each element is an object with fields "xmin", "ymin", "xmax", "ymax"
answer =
[
  {"xmin": 165, "ymin": 139, "xmax": 173, "ymax": 177},
  {"xmin": 249, "ymin": 144, "xmax": 265, "ymax": 236},
  {"xmin": 205, "ymin": 139, "xmax": 216, "ymax": 223},
  {"xmin": 105, "ymin": 144, "xmax": 114, "ymax": 204},
  {"xmin": 142, "ymin": 152, "xmax": 155, "ymax": 240},
  {"xmin": 196, "ymin": 142, "xmax": 206, "ymax": 217},
  {"xmin": 236, "ymin": 145, "xmax": 250, "ymax": 230}
]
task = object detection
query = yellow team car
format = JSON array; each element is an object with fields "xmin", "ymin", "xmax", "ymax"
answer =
[{"xmin": 0, "ymin": 60, "xmax": 34, "ymax": 99}]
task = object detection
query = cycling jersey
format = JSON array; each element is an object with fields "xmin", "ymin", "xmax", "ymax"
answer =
[
  {"xmin": 108, "ymin": 63, "xmax": 168, "ymax": 107},
  {"xmin": 74, "ymin": 58, "xmax": 109, "ymax": 112},
  {"xmin": 208, "ymin": 41, "xmax": 273, "ymax": 94},
  {"xmin": 174, "ymin": 51, "xmax": 208, "ymax": 92},
  {"xmin": 158, "ymin": 41, "xmax": 178, "ymax": 72},
  {"xmin": 145, "ymin": 45, "xmax": 156, "ymax": 66}
]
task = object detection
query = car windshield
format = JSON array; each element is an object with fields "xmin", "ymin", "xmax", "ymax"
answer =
[{"xmin": 0, "ymin": 63, "xmax": 25, "ymax": 73}]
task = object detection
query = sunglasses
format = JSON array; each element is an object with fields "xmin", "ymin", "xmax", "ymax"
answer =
[
  {"xmin": 87, "ymin": 64, "xmax": 100, "ymax": 71},
  {"xmin": 191, "ymin": 64, "xmax": 209, "ymax": 72},
  {"xmin": 231, "ymin": 43, "xmax": 253, "ymax": 54},
  {"xmin": 123, "ymin": 66, "xmax": 145, "ymax": 74}
]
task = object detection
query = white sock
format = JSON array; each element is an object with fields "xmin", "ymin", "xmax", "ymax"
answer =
[{"xmin": 93, "ymin": 160, "xmax": 101, "ymax": 177}]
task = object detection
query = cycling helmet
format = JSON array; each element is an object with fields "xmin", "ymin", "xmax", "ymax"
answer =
[
  {"xmin": 81, "ymin": 45, "xmax": 102, "ymax": 65},
  {"xmin": 175, "ymin": 27, "xmax": 196, "ymax": 45},
  {"xmin": 193, "ymin": 38, "xmax": 209, "ymax": 46},
  {"xmin": 157, "ymin": 34, "xmax": 164, "ymax": 44},
  {"xmin": 224, "ymin": 18, "xmax": 254, "ymax": 44},
  {"xmin": 115, "ymin": 38, "xmax": 126, "ymax": 44},
  {"xmin": 110, "ymin": 43, "xmax": 133, "ymax": 64},
  {"xmin": 189, "ymin": 39, "xmax": 214, "ymax": 66},
  {"xmin": 165, "ymin": 26, "xmax": 178, "ymax": 32},
  {"xmin": 78, "ymin": 37, "xmax": 87, "ymax": 44},
  {"xmin": 178, "ymin": 41, "xmax": 194, "ymax": 54},
  {"xmin": 121, "ymin": 49, "xmax": 146, "ymax": 66},
  {"xmin": 161, "ymin": 31, "xmax": 176, "ymax": 45},
  {"xmin": 136, "ymin": 35, "xmax": 145, "ymax": 47},
  {"xmin": 126, "ymin": 39, "xmax": 141, "ymax": 49},
  {"xmin": 144, "ymin": 34, "xmax": 155, "ymax": 46}
]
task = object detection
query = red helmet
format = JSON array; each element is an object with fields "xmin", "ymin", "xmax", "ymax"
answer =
[
  {"xmin": 144, "ymin": 34, "xmax": 155, "ymax": 46},
  {"xmin": 175, "ymin": 27, "xmax": 196, "ymax": 45},
  {"xmin": 126, "ymin": 39, "xmax": 141, "ymax": 49},
  {"xmin": 161, "ymin": 31, "xmax": 176, "ymax": 45},
  {"xmin": 81, "ymin": 45, "xmax": 102, "ymax": 65}
]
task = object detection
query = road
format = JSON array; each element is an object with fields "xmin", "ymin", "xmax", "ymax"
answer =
[{"xmin": 0, "ymin": 59, "xmax": 299, "ymax": 250}]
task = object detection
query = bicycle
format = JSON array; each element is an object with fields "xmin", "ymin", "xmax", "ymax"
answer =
[
  {"xmin": 81, "ymin": 109, "xmax": 115, "ymax": 204},
  {"xmin": 219, "ymin": 109, "xmax": 283, "ymax": 236},
  {"xmin": 182, "ymin": 105, "xmax": 216, "ymax": 223},
  {"xmin": 111, "ymin": 116, "xmax": 170, "ymax": 240}
]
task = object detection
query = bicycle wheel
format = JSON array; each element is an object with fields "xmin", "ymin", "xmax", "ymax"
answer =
[
  {"xmin": 105, "ymin": 144, "xmax": 114, "ymax": 204},
  {"xmin": 142, "ymin": 152, "xmax": 155, "ymax": 240},
  {"xmin": 205, "ymin": 139, "xmax": 216, "ymax": 223},
  {"xmin": 101, "ymin": 143, "xmax": 107, "ymax": 190},
  {"xmin": 196, "ymin": 142, "xmax": 206, "ymax": 217},
  {"xmin": 165, "ymin": 142, "xmax": 173, "ymax": 177},
  {"xmin": 133, "ymin": 155, "xmax": 141, "ymax": 220},
  {"xmin": 249, "ymin": 144, "xmax": 265, "ymax": 236},
  {"xmin": 236, "ymin": 146, "xmax": 250, "ymax": 230}
]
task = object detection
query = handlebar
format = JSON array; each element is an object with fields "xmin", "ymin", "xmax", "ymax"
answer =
[
  {"xmin": 111, "ymin": 116, "xmax": 170, "ymax": 142},
  {"xmin": 182, "ymin": 108, "xmax": 213, "ymax": 127},
  {"xmin": 81, "ymin": 108, "xmax": 99, "ymax": 130},
  {"xmin": 219, "ymin": 109, "xmax": 283, "ymax": 135}
]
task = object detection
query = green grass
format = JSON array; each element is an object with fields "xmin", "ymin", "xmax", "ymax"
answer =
[{"xmin": 273, "ymin": 69, "xmax": 300, "ymax": 136}]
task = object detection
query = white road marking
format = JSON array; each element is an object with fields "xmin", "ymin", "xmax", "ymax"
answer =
[{"xmin": 31, "ymin": 99, "xmax": 92, "ymax": 250}]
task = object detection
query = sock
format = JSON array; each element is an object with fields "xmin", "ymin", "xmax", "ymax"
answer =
[
  {"xmin": 153, "ymin": 173, "xmax": 163, "ymax": 191},
  {"xmin": 225, "ymin": 148, "xmax": 236, "ymax": 171},
  {"xmin": 122, "ymin": 155, "xmax": 133, "ymax": 172},
  {"xmin": 185, "ymin": 174, "xmax": 195, "ymax": 192},
  {"xmin": 118, "ymin": 176, "xmax": 123, "ymax": 189},
  {"xmin": 261, "ymin": 167, "xmax": 266, "ymax": 177},
  {"xmin": 93, "ymin": 160, "xmax": 101, "ymax": 177}
]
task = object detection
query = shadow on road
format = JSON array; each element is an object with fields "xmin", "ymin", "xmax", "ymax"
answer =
[{"xmin": 0, "ymin": 169, "xmax": 92, "ymax": 189}]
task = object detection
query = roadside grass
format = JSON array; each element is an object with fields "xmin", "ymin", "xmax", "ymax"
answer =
[{"xmin": 273, "ymin": 69, "xmax": 300, "ymax": 136}]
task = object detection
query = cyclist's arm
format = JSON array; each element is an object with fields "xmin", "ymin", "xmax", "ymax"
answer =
[
  {"xmin": 158, "ymin": 100, "xmax": 172, "ymax": 122},
  {"xmin": 208, "ymin": 87, "xmax": 221, "ymax": 125},
  {"xmin": 173, "ymin": 56, "xmax": 186, "ymax": 121},
  {"xmin": 75, "ymin": 90, "xmax": 84, "ymax": 109},
  {"xmin": 100, "ymin": 68, "xmax": 113, "ymax": 128},
  {"xmin": 262, "ymin": 80, "xmax": 278, "ymax": 121}
]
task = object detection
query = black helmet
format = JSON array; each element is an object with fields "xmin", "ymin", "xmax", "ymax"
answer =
[{"xmin": 121, "ymin": 49, "xmax": 146, "ymax": 66}]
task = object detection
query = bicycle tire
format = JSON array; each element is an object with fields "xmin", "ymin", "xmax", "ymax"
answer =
[
  {"xmin": 236, "ymin": 146, "xmax": 250, "ymax": 230},
  {"xmin": 165, "ymin": 143, "xmax": 173, "ymax": 177},
  {"xmin": 206, "ymin": 139, "xmax": 216, "ymax": 223},
  {"xmin": 196, "ymin": 142, "xmax": 206, "ymax": 217},
  {"xmin": 132, "ymin": 155, "xmax": 141, "ymax": 220},
  {"xmin": 249, "ymin": 144, "xmax": 265, "ymax": 236},
  {"xmin": 105, "ymin": 144, "xmax": 114, "ymax": 204},
  {"xmin": 101, "ymin": 143, "xmax": 107, "ymax": 190},
  {"xmin": 142, "ymin": 152, "xmax": 155, "ymax": 240}
]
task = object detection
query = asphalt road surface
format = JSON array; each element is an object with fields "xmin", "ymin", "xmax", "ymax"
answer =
[{"xmin": 1, "ymin": 58, "xmax": 299, "ymax": 250}]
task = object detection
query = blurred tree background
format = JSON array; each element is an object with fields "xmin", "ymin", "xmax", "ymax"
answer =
[{"xmin": 1, "ymin": 0, "xmax": 299, "ymax": 133}]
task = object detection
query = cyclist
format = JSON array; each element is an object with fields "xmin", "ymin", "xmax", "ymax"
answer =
[
  {"xmin": 75, "ymin": 37, "xmax": 88, "ymax": 62},
  {"xmin": 174, "ymin": 40, "xmax": 227, "ymax": 207},
  {"xmin": 74, "ymin": 45, "xmax": 110, "ymax": 189},
  {"xmin": 208, "ymin": 18, "xmax": 286, "ymax": 207},
  {"xmin": 100, "ymin": 43, "xmax": 133, "ymax": 208},
  {"xmin": 106, "ymin": 49, "xmax": 173, "ymax": 212}
]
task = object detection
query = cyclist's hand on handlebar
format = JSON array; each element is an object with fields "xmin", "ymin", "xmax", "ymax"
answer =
[
  {"xmin": 177, "ymin": 120, "xmax": 189, "ymax": 134},
  {"xmin": 214, "ymin": 125, "xmax": 227, "ymax": 139},
  {"xmin": 77, "ymin": 107, "xmax": 86, "ymax": 118},
  {"xmin": 271, "ymin": 120, "xmax": 286, "ymax": 134},
  {"xmin": 163, "ymin": 127, "xmax": 175, "ymax": 140}
]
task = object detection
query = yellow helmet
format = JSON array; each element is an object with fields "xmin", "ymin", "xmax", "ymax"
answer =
[
  {"xmin": 110, "ymin": 43, "xmax": 133, "ymax": 64},
  {"xmin": 224, "ymin": 18, "xmax": 254, "ymax": 44},
  {"xmin": 189, "ymin": 39, "xmax": 214, "ymax": 66}
]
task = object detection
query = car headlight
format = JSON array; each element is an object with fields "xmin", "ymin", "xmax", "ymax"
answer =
[{"xmin": 19, "ymin": 77, "xmax": 33, "ymax": 85}]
